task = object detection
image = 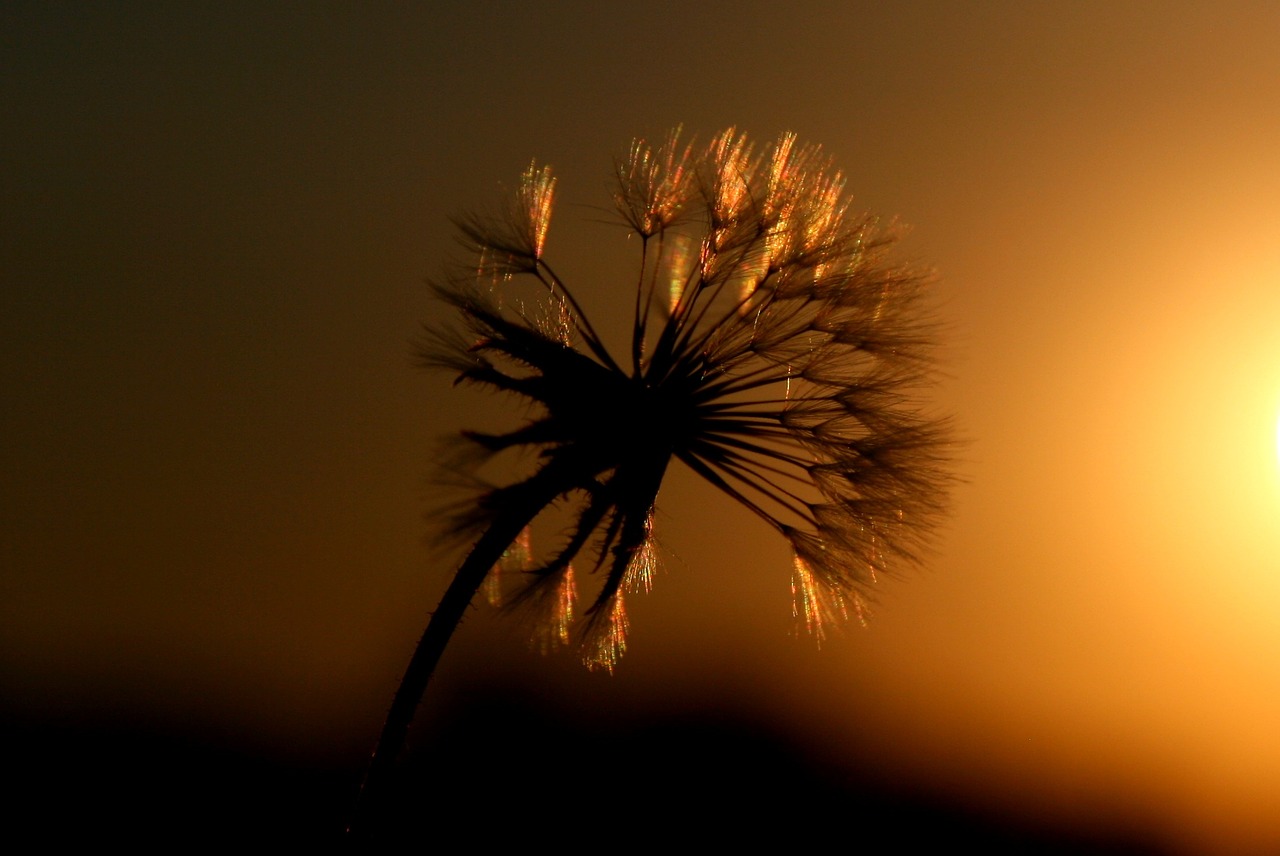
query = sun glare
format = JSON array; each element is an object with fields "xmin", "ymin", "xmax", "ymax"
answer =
[{"xmin": 1275, "ymin": 406, "xmax": 1280, "ymax": 469}]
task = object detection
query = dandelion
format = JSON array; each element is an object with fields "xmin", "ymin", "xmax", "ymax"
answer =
[{"xmin": 349, "ymin": 128, "xmax": 953, "ymax": 839}]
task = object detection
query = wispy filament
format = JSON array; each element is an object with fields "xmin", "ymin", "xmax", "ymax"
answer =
[{"xmin": 422, "ymin": 128, "xmax": 951, "ymax": 669}]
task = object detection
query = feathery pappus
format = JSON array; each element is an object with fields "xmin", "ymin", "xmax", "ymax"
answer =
[{"xmin": 420, "ymin": 127, "xmax": 953, "ymax": 672}]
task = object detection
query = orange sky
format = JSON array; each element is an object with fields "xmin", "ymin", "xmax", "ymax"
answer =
[{"xmin": 5, "ymin": 3, "xmax": 1280, "ymax": 850}]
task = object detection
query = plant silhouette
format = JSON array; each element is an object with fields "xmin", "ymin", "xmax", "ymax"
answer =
[{"xmin": 349, "ymin": 128, "xmax": 952, "ymax": 840}]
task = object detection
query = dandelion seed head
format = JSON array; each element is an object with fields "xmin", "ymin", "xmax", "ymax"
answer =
[
  {"xmin": 527, "ymin": 565, "xmax": 577, "ymax": 655},
  {"xmin": 790, "ymin": 554, "xmax": 848, "ymax": 645},
  {"xmin": 613, "ymin": 127, "xmax": 694, "ymax": 238},
  {"xmin": 426, "ymin": 128, "xmax": 952, "ymax": 668},
  {"xmin": 622, "ymin": 512, "xmax": 659, "ymax": 595},
  {"xmin": 705, "ymin": 128, "xmax": 755, "ymax": 229},
  {"xmin": 582, "ymin": 594, "xmax": 629, "ymax": 673},
  {"xmin": 520, "ymin": 161, "xmax": 555, "ymax": 259}
]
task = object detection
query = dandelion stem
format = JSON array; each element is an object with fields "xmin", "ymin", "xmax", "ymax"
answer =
[{"xmin": 347, "ymin": 463, "xmax": 576, "ymax": 843}]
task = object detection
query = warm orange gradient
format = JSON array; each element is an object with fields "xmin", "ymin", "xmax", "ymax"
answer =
[
  {"xmin": 1275, "ymin": 408, "xmax": 1280, "ymax": 472},
  {"xmin": 5, "ymin": 2, "xmax": 1280, "ymax": 850}
]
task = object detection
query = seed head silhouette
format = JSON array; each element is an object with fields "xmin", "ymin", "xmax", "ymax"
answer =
[{"xmin": 350, "ymin": 128, "xmax": 953, "ymax": 839}]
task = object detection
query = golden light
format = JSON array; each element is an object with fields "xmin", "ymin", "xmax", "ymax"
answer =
[{"xmin": 1275, "ymin": 404, "xmax": 1280, "ymax": 469}]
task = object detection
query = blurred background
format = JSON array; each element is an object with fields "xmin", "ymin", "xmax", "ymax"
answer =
[{"xmin": 5, "ymin": 2, "xmax": 1280, "ymax": 850}]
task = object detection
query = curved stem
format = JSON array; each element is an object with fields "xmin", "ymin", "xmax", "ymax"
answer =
[{"xmin": 347, "ymin": 465, "xmax": 573, "ymax": 844}]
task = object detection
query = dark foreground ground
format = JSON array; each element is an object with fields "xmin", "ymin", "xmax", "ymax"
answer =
[{"xmin": 7, "ymin": 687, "xmax": 1170, "ymax": 853}]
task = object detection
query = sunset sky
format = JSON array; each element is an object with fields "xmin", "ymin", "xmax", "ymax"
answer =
[{"xmin": 5, "ymin": 2, "xmax": 1280, "ymax": 850}]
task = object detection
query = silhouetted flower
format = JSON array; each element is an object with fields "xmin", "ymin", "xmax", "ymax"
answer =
[
  {"xmin": 421, "ymin": 128, "xmax": 952, "ymax": 670},
  {"xmin": 350, "ymin": 129, "xmax": 954, "ymax": 838}
]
